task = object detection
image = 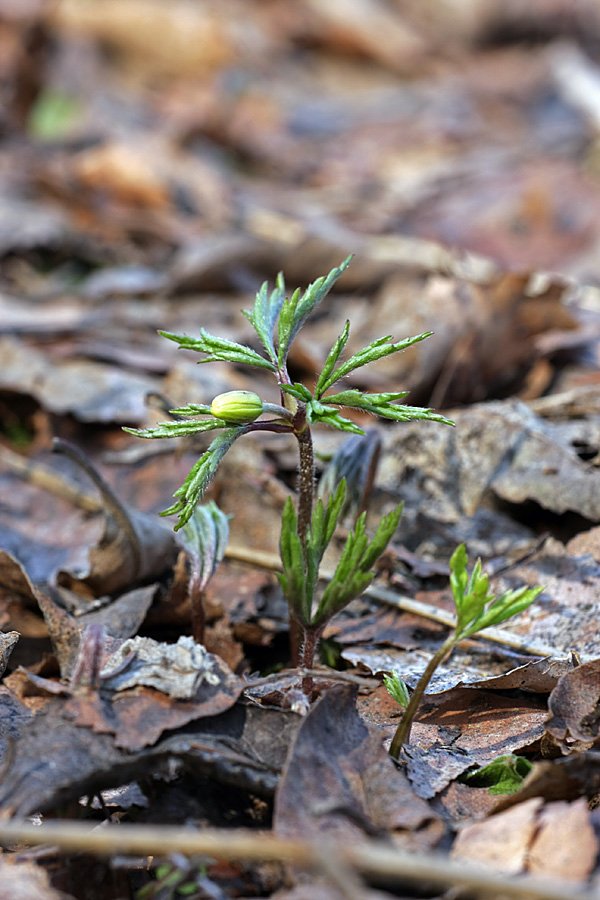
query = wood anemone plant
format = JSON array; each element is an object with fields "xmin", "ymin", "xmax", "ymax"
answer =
[
  {"xmin": 125, "ymin": 256, "xmax": 454, "ymax": 696},
  {"xmin": 386, "ymin": 544, "xmax": 544, "ymax": 758}
]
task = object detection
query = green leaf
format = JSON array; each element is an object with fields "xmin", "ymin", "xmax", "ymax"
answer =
[
  {"xmin": 460, "ymin": 585, "xmax": 544, "ymax": 639},
  {"xmin": 312, "ymin": 502, "xmax": 402, "ymax": 626},
  {"xmin": 159, "ymin": 328, "xmax": 275, "ymax": 371},
  {"xmin": 323, "ymin": 390, "xmax": 455, "ymax": 427},
  {"xmin": 384, "ymin": 672, "xmax": 410, "ymax": 708},
  {"xmin": 277, "ymin": 256, "xmax": 352, "ymax": 367},
  {"xmin": 242, "ymin": 273, "xmax": 286, "ymax": 363},
  {"xmin": 278, "ymin": 497, "xmax": 311, "ymax": 622},
  {"xmin": 315, "ymin": 331, "xmax": 432, "ymax": 398},
  {"xmin": 449, "ymin": 543, "xmax": 468, "ymax": 612},
  {"xmin": 279, "ymin": 482, "xmax": 347, "ymax": 626},
  {"xmin": 123, "ymin": 418, "xmax": 226, "ymax": 440},
  {"xmin": 168, "ymin": 403, "xmax": 213, "ymax": 416},
  {"xmin": 314, "ymin": 321, "xmax": 351, "ymax": 398},
  {"xmin": 307, "ymin": 400, "xmax": 364, "ymax": 434},
  {"xmin": 177, "ymin": 884, "xmax": 199, "ymax": 896},
  {"xmin": 461, "ymin": 754, "xmax": 533, "ymax": 795},
  {"xmin": 281, "ymin": 382, "xmax": 313, "ymax": 403},
  {"xmin": 161, "ymin": 427, "xmax": 248, "ymax": 530},
  {"xmin": 450, "ymin": 544, "xmax": 543, "ymax": 641},
  {"xmin": 359, "ymin": 503, "xmax": 403, "ymax": 571},
  {"xmin": 178, "ymin": 501, "xmax": 230, "ymax": 592}
]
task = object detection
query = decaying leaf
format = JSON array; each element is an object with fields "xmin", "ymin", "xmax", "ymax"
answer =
[
  {"xmin": 100, "ymin": 634, "xmax": 235, "ymax": 700},
  {"xmin": 380, "ymin": 397, "xmax": 600, "ymax": 534},
  {"xmin": 404, "ymin": 689, "xmax": 548, "ymax": 799},
  {"xmin": 274, "ymin": 684, "xmax": 443, "ymax": 851},
  {"xmin": 53, "ymin": 439, "xmax": 178, "ymax": 596},
  {"xmin": 545, "ymin": 659, "xmax": 600, "ymax": 754},
  {"xmin": 452, "ymin": 797, "xmax": 543, "ymax": 875},
  {"xmin": 452, "ymin": 796, "xmax": 598, "ymax": 882},
  {"xmin": 0, "ymin": 857, "xmax": 73, "ymax": 900},
  {"xmin": 0, "ymin": 630, "xmax": 19, "ymax": 677},
  {"xmin": 0, "ymin": 698, "xmax": 300, "ymax": 818}
]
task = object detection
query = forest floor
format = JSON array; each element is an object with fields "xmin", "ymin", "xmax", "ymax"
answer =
[{"xmin": 3, "ymin": 2, "xmax": 600, "ymax": 898}]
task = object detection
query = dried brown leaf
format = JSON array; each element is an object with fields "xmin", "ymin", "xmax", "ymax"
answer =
[{"xmin": 275, "ymin": 684, "xmax": 443, "ymax": 851}]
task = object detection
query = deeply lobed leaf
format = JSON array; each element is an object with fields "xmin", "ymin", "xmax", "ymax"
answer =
[
  {"xmin": 159, "ymin": 328, "xmax": 275, "ymax": 371},
  {"xmin": 242, "ymin": 273, "xmax": 286, "ymax": 364},
  {"xmin": 315, "ymin": 331, "xmax": 432, "ymax": 398},
  {"xmin": 123, "ymin": 418, "xmax": 226, "ymax": 440},
  {"xmin": 161, "ymin": 427, "xmax": 249, "ymax": 530},
  {"xmin": 277, "ymin": 256, "xmax": 352, "ymax": 367}
]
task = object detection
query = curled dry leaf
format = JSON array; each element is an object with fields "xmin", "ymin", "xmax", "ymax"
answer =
[
  {"xmin": 0, "ymin": 630, "xmax": 19, "ymax": 677},
  {"xmin": 53, "ymin": 440, "xmax": 178, "ymax": 597},
  {"xmin": 545, "ymin": 659, "xmax": 600, "ymax": 754},
  {"xmin": 274, "ymin": 683, "xmax": 443, "ymax": 851},
  {"xmin": 62, "ymin": 635, "xmax": 245, "ymax": 750},
  {"xmin": 100, "ymin": 634, "xmax": 233, "ymax": 700},
  {"xmin": 0, "ymin": 698, "xmax": 300, "ymax": 818}
]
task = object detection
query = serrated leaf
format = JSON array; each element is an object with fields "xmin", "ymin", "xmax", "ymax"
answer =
[
  {"xmin": 242, "ymin": 273, "xmax": 286, "ymax": 363},
  {"xmin": 277, "ymin": 256, "xmax": 352, "ymax": 367},
  {"xmin": 321, "ymin": 390, "xmax": 455, "ymax": 426},
  {"xmin": 314, "ymin": 320, "xmax": 351, "ymax": 398},
  {"xmin": 278, "ymin": 497, "xmax": 310, "ymax": 621},
  {"xmin": 384, "ymin": 672, "xmax": 410, "ymax": 708},
  {"xmin": 281, "ymin": 382, "xmax": 313, "ymax": 403},
  {"xmin": 312, "ymin": 503, "xmax": 401, "ymax": 626},
  {"xmin": 359, "ymin": 503, "xmax": 402, "ymax": 571},
  {"xmin": 460, "ymin": 585, "xmax": 544, "ymax": 638},
  {"xmin": 159, "ymin": 328, "xmax": 275, "ymax": 371},
  {"xmin": 324, "ymin": 390, "xmax": 410, "ymax": 407},
  {"xmin": 315, "ymin": 330, "xmax": 432, "ymax": 397},
  {"xmin": 123, "ymin": 418, "xmax": 226, "ymax": 440},
  {"xmin": 168, "ymin": 403, "xmax": 213, "ymax": 416},
  {"xmin": 161, "ymin": 427, "xmax": 248, "ymax": 530},
  {"xmin": 307, "ymin": 400, "xmax": 364, "ymax": 434}
]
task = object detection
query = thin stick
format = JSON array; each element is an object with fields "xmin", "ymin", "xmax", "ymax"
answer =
[
  {"xmin": 225, "ymin": 544, "xmax": 558, "ymax": 658},
  {"xmin": 0, "ymin": 444, "xmax": 100, "ymax": 512},
  {"xmin": 0, "ymin": 820, "xmax": 595, "ymax": 900}
]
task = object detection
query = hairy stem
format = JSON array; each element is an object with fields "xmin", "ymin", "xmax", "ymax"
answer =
[
  {"xmin": 189, "ymin": 571, "xmax": 206, "ymax": 645},
  {"xmin": 388, "ymin": 634, "xmax": 456, "ymax": 759},
  {"xmin": 295, "ymin": 419, "xmax": 314, "ymax": 550},
  {"xmin": 299, "ymin": 625, "xmax": 323, "ymax": 697}
]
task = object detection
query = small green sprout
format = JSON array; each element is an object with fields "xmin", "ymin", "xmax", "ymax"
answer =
[
  {"xmin": 176, "ymin": 501, "xmax": 230, "ymax": 645},
  {"xmin": 388, "ymin": 545, "xmax": 544, "ymax": 758},
  {"xmin": 383, "ymin": 671, "xmax": 410, "ymax": 708},
  {"xmin": 125, "ymin": 256, "xmax": 454, "ymax": 696}
]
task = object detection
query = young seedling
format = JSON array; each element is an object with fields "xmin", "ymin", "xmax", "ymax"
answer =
[
  {"xmin": 387, "ymin": 544, "xmax": 544, "ymax": 758},
  {"xmin": 176, "ymin": 502, "xmax": 230, "ymax": 645},
  {"xmin": 125, "ymin": 256, "xmax": 453, "ymax": 696}
]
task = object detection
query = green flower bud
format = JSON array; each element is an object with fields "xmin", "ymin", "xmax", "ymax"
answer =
[{"xmin": 210, "ymin": 390, "xmax": 263, "ymax": 424}]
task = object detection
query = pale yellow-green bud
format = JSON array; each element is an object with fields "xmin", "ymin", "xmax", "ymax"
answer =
[{"xmin": 210, "ymin": 391, "xmax": 263, "ymax": 424}]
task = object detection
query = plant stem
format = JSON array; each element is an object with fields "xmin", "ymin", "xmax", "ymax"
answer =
[
  {"xmin": 299, "ymin": 624, "xmax": 323, "ymax": 697},
  {"xmin": 295, "ymin": 415, "xmax": 314, "ymax": 550},
  {"xmin": 388, "ymin": 634, "xmax": 456, "ymax": 759},
  {"xmin": 189, "ymin": 568, "xmax": 206, "ymax": 645}
]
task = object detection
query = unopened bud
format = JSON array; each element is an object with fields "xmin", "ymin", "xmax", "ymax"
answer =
[{"xmin": 210, "ymin": 390, "xmax": 263, "ymax": 424}]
